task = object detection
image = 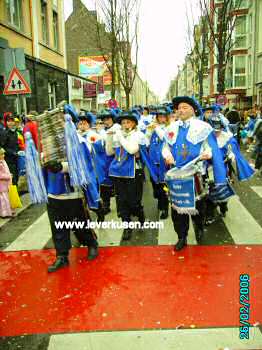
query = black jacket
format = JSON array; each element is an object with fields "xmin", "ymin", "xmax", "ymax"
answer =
[
  {"xmin": 226, "ymin": 110, "xmax": 240, "ymax": 124},
  {"xmin": 2, "ymin": 128, "xmax": 19, "ymax": 159}
]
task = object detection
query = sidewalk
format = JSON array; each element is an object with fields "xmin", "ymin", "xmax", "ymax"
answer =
[{"xmin": 0, "ymin": 193, "xmax": 32, "ymax": 229}]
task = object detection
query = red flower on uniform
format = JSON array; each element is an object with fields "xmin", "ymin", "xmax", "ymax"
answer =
[
  {"xmin": 168, "ymin": 132, "xmax": 174, "ymax": 139},
  {"xmin": 90, "ymin": 136, "xmax": 96, "ymax": 142}
]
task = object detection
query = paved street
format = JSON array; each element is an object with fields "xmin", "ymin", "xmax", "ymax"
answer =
[{"xmin": 0, "ymin": 171, "xmax": 262, "ymax": 350}]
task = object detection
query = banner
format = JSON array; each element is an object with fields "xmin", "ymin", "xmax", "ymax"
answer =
[
  {"xmin": 166, "ymin": 176, "xmax": 196, "ymax": 214},
  {"xmin": 79, "ymin": 56, "xmax": 112, "ymax": 85},
  {"xmin": 83, "ymin": 83, "xmax": 97, "ymax": 98}
]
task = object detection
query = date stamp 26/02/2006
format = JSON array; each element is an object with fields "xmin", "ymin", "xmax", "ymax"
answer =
[{"xmin": 239, "ymin": 274, "xmax": 250, "ymax": 340}]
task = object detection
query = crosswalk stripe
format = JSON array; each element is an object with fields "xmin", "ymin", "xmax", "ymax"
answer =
[
  {"xmin": 223, "ymin": 196, "xmax": 262, "ymax": 244},
  {"xmin": 48, "ymin": 327, "xmax": 262, "ymax": 350},
  {"xmin": 251, "ymin": 186, "xmax": 262, "ymax": 199},
  {"xmin": 95, "ymin": 199, "xmax": 123, "ymax": 247},
  {"xmin": 3, "ymin": 186, "xmax": 262, "ymax": 251},
  {"xmin": 4, "ymin": 212, "xmax": 52, "ymax": 251},
  {"xmin": 158, "ymin": 216, "xmax": 196, "ymax": 245}
]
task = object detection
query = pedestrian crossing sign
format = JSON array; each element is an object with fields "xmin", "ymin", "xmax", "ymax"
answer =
[{"xmin": 3, "ymin": 67, "xmax": 31, "ymax": 95}]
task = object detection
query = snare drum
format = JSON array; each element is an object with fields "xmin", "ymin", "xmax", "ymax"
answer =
[
  {"xmin": 165, "ymin": 164, "xmax": 205, "ymax": 199},
  {"xmin": 165, "ymin": 164, "xmax": 206, "ymax": 214}
]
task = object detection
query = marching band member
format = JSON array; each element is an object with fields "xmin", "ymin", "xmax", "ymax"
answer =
[
  {"xmin": 93, "ymin": 109, "xmax": 120, "ymax": 214},
  {"xmin": 105, "ymin": 111, "xmax": 147, "ymax": 241},
  {"xmin": 162, "ymin": 96, "xmax": 227, "ymax": 251},
  {"xmin": 76, "ymin": 111, "xmax": 105, "ymax": 221},
  {"xmin": 203, "ymin": 105, "xmax": 229, "ymax": 132},
  {"xmin": 206, "ymin": 114, "xmax": 254, "ymax": 222},
  {"xmin": 146, "ymin": 106, "xmax": 170, "ymax": 219},
  {"xmin": 43, "ymin": 160, "xmax": 99, "ymax": 272}
]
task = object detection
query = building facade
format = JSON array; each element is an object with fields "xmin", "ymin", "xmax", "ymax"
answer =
[
  {"xmin": 0, "ymin": 0, "xmax": 68, "ymax": 114},
  {"xmin": 168, "ymin": 0, "xmax": 262, "ymax": 108}
]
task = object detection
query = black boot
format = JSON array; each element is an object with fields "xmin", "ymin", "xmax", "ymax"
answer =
[
  {"xmin": 195, "ymin": 227, "xmax": 204, "ymax": 244},
  {"xmin": 48, "ymin": 256, "xmax": 69, "ymax": 273},
  {"xmin": 175, "ymin": 238, "xmax": 187, "ymax": 251},
  {"xmin": 220, "ymin": 202, "xmax": 228, "ymax": 218},
  {"xmin": 160, "ymin": 209, "xmax": 168, "ymax": 220},
  {"xmin": 138, "ymin": 211, "xmax": 145, "ymax": 225},
  {"xmin": 122, "ymin": 228, "xmax": 132, "ymax": 241},
  {"xmin": 97, "ymin": 210, "xmax": 105, "ymax": 223},
  {"xmin": 87, "ymin": 246, "xmax": 99, "ymax": 261},
  {"xmin": 103, "ymin": 207, "xmax": 111, "ymax": 215}
]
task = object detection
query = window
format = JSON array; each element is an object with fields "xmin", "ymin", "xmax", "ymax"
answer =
[
  {"xmin": 48, "ymin": 82, "xmax": 56, "ymax": 109},
  {"xmin": 6, "ymin": 0, "xmax": 23, "ymax": 30},
  {"xmin": 234, "ymin": 0, "xmax": 248, "ymax": 9},
  {"xmin": 225, "ymin": 56, "xmax": 233, "ymax": 89},
  {"xmin": 234, "ymin": 15, "xmax": 247, "ymax": 48},
  {"xmin": 40, "ymin": 0, "xmax": 48, "ymax": 44},
  {"xmin": 234, "ymin": 55, "xmax": 246, "ymax": 88},
  {"xmin": 248, "ymin": 55, "xmax": 252, "ymax": 88},
  {"xmin": 52, "ymin": 11, "xmax": 59, "ymax": 50},
  {"xmin": 248, "ymin": 13, "xmax": 252, "ymax": 46}
]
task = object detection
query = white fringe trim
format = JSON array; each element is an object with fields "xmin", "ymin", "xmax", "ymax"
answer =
[{"xmin": 171, "ymin": 203, "xmax": 199, "ymax": 215}]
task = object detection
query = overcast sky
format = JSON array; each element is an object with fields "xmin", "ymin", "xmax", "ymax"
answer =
[{"xmin": 64, "ymin": 0, "xmax": 199, "ymax": 100}]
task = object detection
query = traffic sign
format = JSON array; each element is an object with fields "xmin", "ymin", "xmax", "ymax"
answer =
[{"xmin": 3, "ymin": 67, "xmax": 31, "ymax": 95}]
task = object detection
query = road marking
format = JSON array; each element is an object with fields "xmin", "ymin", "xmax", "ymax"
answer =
[
  {"xmin": 48, "ymin": 327, "xmax": 261, "ymax": 350},
  {"xmin": 223, "ymin": 196, "xmax": 262, "ymax": 244},
  {"xmin": 4, "ymin": 212, "xmax": 51, "ymax": 251},
  {"xmin": 251, "ymin": 186, "xmax": 262, "ymax": 199},
  {"xmin": 158, "ymin": 216, "xmax": 196, "ymax": 245}
]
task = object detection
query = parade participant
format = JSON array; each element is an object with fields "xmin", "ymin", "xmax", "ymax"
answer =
[
  {"xmin": 43, "ymin": 160, "xmax": 99, "ymax": 273},
  {"xmin": 162, "ymin": 96, "xmax": 227, "ymax": 251},
  {"xmin": 147, "ymin": 106, "xmax": 170, "ymax": 219},
  {"xmin": 206, "ymin": 115, "xmax": 254, "ymax": 221},
  {"xmin": 93, "ymin": 109, "xmax": 120, "ymax": 215},
  {"xmin": 77, "ymin": 111, "xmax": 104, "ymax": 221},
  {"xmin": 139, "ymin": 106, "xmax": 153, "ymax": 132},
  {"xmin": 0, "ymin": 148, "xmax": 14, "ymax": 218},
  {"xmin": 106, "ymin": 111, "xmax": 147, "ymax": 241},
  {"xmin": 253, "ymin": 117, "xmax": 262, "ymax": 174},
  {"xmin": 24, "ymin": 104, "xmax": 99, "ymax": 272},
  {"xmin": 77, "ymin": 110, "xmax": 100, "ymax": 144},
  {"xmin": 203, "ymin": 105, "xmax": 229, "ymax": 131}
]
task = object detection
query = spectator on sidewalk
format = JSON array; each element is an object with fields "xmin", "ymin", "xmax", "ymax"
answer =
[
  {"xmin": 0, "ymin": 114, "xmax": 5, "ymax": 148},
  {"xmin": 0, "ymin": 148, "xmax": 14, "ymax": 218},
  {"xmin": 226, "ymin": 106, "xmax": 240, "ymax": 124},
  {"xmin": 23, "ymin": 111, "xmax": 39, "ymax": 149},
  {"xmin": 2, "ymin": 115, "xmax": 19, "ymax": 185}
]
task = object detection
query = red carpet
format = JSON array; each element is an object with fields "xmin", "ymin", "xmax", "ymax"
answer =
[{"xmin": 0, "ymin": 245, "xmax": 261, "ymax": 336}]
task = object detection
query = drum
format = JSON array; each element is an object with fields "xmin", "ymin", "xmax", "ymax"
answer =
[
  {"xmin": 36, "ymin": 107, "xmax": 66, "ymax": 166},
  {"xmin": 208, "ymin": 181, "xmax": 235, "ymax": 202},
  {"xmin": 165, "ymin": 164, "xmax": 206, "ymax": 214}
]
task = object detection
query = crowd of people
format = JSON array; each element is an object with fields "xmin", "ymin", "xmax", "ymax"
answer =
[
  {"xmin": 0, "ymin": 98, "xmax": 261, "ymax": 272},
  {"xmin": 0, "ymin": 111, "xmax": 38, "ymax": 219}
]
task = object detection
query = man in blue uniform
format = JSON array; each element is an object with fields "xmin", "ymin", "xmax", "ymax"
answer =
[{"xmin": 162, "ymin": 96, "xmax": 227, "ymax": 251}]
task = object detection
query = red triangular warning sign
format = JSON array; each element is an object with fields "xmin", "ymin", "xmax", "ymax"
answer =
[{"xmin": 3, "ymin": 67, "xmax": 31, "ymax": 95}]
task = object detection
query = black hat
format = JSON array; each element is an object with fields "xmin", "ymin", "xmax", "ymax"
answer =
[
  {"xmin": 98, "ymin": 109, "xmax": 116, "ymax": 121},
  {"xmin": 78, "ymin": 110, "xmax": 96, "ymax": 125},
  {"xmin": 155, "ymin": 107, "xmax": 171, "ymax": 116},
  {"xmin": 116, "ymin": 111, "xmax": 139, "ymax": 125},
  {"xmin": 172, "ymin": 96, "xmax": 202, "ymax": 116},
  {"xmin": 210, "ymin": 115, "xmax": 223, "ymax": 131}
]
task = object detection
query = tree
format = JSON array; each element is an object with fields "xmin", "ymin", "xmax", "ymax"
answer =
[
  {"xmin": 96, "ymin": 0, "xmax": 122, "ymax": 99},
  {"xmin": 200, "ymin": 0, "xmax": 246, "ymax": 94},
  {"xmin": 186, "ymin": 1, "xmax": 209, "ymax": 105},
  {"xmin": 96, "ymin": 0, "xmax": 140, "ymax": 108},
  {"xmin": 117, "ymin": 0, "xmax": 140, "ymax": 109}
]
